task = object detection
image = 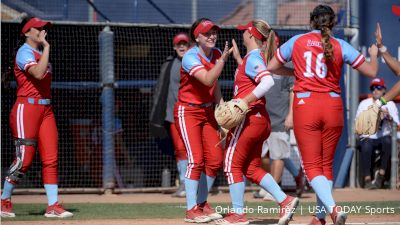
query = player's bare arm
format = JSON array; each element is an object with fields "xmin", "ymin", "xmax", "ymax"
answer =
[
  {"xmin": 28, "ymin": 30, "xmax": 50, "ymax": 80},
  {"xmin": 266, "ymin": 57, "xmax": 294, "ymax": 76},
  {"xmin": 356, "ymin": 44, "xmax": 379, "ymax": 77},
  {"xmin": 194, "ymin": 41, "xmax": 232, "ymax": 87},
  {"xmin": 375, "ymin": 22, "xmax": 400, "ymax": 76},
  {"xmin": 231, "ymin": 39, "xmax": 242, "ymax": 65}
]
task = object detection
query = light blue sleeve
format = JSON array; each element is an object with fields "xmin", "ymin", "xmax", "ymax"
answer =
[
  {"xmin": 276, "ymin": 34, "xmax": 301, "ymax": 63},
  {"xmin": 16, "ymin": 47, "xmax": 36, "ymax": 71},
  {"xmin": 245, "ymin": 52, "xmax": 267, "ymax": 80},
  {"xmin": 182, "ymin": 51, "xmax": 203, "ymax": 75},
  {"xmin": 338, "ymin": 38, "xmax": 364, "ymax": 66}
]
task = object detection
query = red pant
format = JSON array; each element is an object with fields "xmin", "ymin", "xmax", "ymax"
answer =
[
  {"xmin": 293, "ymin": 92, "xmax": 344, "ymax": 181},
  {"xmin": 224, "ymin": 108, "xmax": 271, "ymax": 185},
  {"xmin": 174, "ymin": 102, "xmax": 223, "ymax": 180},
  {"xmin": 169, "ymin": 122, "xmax": 187, "ymax": 161},
  {"xmin": 7, "ymin": 97, "xmax": 58, "ymax": 184}
]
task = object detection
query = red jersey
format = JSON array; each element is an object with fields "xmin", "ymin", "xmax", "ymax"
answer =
[
  {"xmin": 275, "ymin": 30, "xmax": 365, "ymax": 93},
  {"xmin": 14, "ymin": 43, "xmax": 52, "ymax": 98},
  {"xmin": 178, "ymin": 46, "xmax": 221, "ymax": 104},
  {"xmin": 233, "ymin": 49, "xmax": 270, "ymax": 107}
]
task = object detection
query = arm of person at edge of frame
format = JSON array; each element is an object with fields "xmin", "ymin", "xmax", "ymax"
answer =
[
  {"xmin": 193, "ymin": 41, "xmax": 233, "ymax": 87},
  {"xmin": 27, "ymin": 30, "xmax": 50, "ymax": 80},
  {"xmin": 376, "ymin": 22, "xmax": 400, "ymax": 76}
]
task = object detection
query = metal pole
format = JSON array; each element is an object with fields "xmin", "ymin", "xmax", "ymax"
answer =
[
  {"xmin": 391, "ymin": 121, "xmax": 399, "ymax": 189},
  {"xmin": 254, "ymin": 0, "xmax": 276, "ymax": 24},
  {"xmin": 99, "ymin": 26, "xmax": 115, "ymax": 192},
  {"xmin": 347, "ymin": 0, "xmax": 360, "ymax": 188},
  {"xmin": 191, "ymin": 0, "xmax": 197, "ymax": 23}
]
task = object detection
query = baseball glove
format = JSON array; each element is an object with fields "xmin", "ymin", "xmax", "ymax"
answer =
[
  {"xmin": 215, "ymin": 99, "xmax": 249, "ymax": 129},
  {"xmin": 355, "ymin": 103, "xmax": 381, "ymax": 135}
]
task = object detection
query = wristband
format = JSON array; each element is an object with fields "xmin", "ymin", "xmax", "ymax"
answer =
[
  {"xmin": 218, "ymin": 58, "xmax": 225, "ymax": 64},
  {"xmin": 379, "ymin": 97, "xmax": 387, "ymax": 105},
  {"xmin": 378, "ymin": 45, "xmax": 387, "ymax": 53}
]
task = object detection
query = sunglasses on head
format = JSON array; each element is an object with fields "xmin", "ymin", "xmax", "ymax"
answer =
[{"xmin": 370, "ymin": 85, "xmax": 384, "ymax": 91}]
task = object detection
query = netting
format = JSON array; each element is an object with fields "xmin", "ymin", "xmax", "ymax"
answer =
[
  {"xmin": 1, "ymin": 0, "xmax": 348, "ymax": 26},
  {"xmin": 1, "ymin": 21, "xmax": 310, "ymax": 190}
]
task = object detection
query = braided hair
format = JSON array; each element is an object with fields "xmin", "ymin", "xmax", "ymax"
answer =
[
  {"xmin": 310, "ymin": 5, "xmax": 336, "ymax": 61},
  {"xmin": 2, "ymin": 16, "xmax": 32, "ymax": 88}
]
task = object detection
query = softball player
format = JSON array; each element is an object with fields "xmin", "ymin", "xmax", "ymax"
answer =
[
  {"xmin": 216, "ymin": 20, "xmax": 298, "ymax": 225},
  {"xmin": 174, "ymin": 18, "xmax": 231, "ymax": 223},
  {"xmin": 1, "ymin": 17, "xmax": 73, "ymax": 218},
  {"xmin": 267, "ymin": 5, "xmax": 379, "ymax": 225}
]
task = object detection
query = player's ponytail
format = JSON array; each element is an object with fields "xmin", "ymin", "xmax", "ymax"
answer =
[
  {"xmin": 320, "ymin": 25, "xmax": 334, "ymax": 61},
  {"xmin": 2, "ymin": 16, "xmax": 31, "ymax": 89},
  {"xmin": 253, "ymin": 19, "xmax": 276, "ymax": 64},
  {"xmin": 310, "ymin": 4, "xmax": 336, "ymax": 61}
]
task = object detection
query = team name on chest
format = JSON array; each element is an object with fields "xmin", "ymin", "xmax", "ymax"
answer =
[{"xmin": 307, "ymin": 40, "xmax": 323, "ymax": 48}]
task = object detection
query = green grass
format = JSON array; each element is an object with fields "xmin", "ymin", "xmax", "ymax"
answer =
[{"xmin": 3, "ymin": 201, "xmax": 400, "ymax": 221}]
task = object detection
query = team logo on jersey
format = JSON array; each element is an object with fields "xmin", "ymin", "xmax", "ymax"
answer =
[
  {"xmin": 298, "ymin": 99, "xmax": 305, "ymax": 105},
  {"xmin": 254, "ymin": 64, "xmax": 265, "ymax": 73}
]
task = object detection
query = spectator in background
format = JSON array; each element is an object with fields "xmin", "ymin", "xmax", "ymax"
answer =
[
  {"xmin": 356, "ymin": 78, "xmax": 399, "ymax": 189},
  {"xmin": 149, "ymin": 33, "xmax": 191, "ymax": 197}
]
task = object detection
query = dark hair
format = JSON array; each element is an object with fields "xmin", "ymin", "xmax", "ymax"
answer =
[
  {"xmin": 2, "ymin": 16, "xmax": 32, "ymax": 88},
  {"xmin": 189, "ymin": 17, "xmax": 211, "ymax": 42},
  {"xmin": 310, "ymin": 5, "xmax": 336, "ymax": 61}
]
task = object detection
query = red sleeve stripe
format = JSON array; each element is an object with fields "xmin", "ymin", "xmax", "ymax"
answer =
[
  {"xmin": 275, "ymin": 48, "xmax": 286, "ymax": 64},
  {"xmin": 189, "ymin": 65, "xmax": 205, "ymax": 76},
  {"xmin": 23, "ymin": 61, "xmax": 37, "ymax": 71},
  {"xmin": 254, "ymin": 71, "xmax": 271, "ymax": 83},
  {"xmin": 351, "ymin": 54, "xmax": 365, "ymax": 69}
]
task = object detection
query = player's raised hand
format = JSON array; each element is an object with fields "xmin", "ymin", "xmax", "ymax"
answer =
[
  {"xmin": 375, "ymin": 23, "xmax": 383, "ymax": 48},
  {"xmin": 220, "ymin": 41, "xmax": 232, "ymax": 62},
  {"xmin": 231, "ymin": 39, "xmax": 243, "ymax": 65},
  {"xmin": 368, "ymin": 44, "xmax": 378, "ymax": 57},
  {"xmin": 38, "ymin": 30, "xmax": 49, "ymax": 48}
]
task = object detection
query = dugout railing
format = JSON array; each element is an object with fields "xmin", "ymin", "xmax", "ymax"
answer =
[{"xmin": 1, "ymin": 21, "xmax": 398, "ymax": 193}]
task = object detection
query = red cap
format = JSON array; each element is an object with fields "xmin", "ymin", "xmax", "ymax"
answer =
[
  {"xmin": 392, "ymin": 5, "xmax": 400, "ymax": 16},
  {"xmin": 370, "ymin": 78, "xmax": 385, "ymax": 88},
  {"xmin": 193, "ymin": 20, "xmax": 220, "ymax": 38},
  {"xmin": 173, "ymin": 33, "xmax": 189, "ymax": 45},
  {"xmin": 237, "ymin": 22, "xmax": 265, "ymax": 41},
  {"xmin": 21, "ymin": 17, "xmax": 52, "ymax": 34}
]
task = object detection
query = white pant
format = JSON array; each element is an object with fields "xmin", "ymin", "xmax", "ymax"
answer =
[{"xmin": 261, "ymin": 131, "xmax": 291, "ymax": 160}]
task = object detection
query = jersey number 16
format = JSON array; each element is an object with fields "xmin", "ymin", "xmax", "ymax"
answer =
[{"xmin": 303, "ymin": 51, "xmax": 327, "ymax": 78}]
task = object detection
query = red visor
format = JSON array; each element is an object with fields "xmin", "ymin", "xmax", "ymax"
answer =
[
  {"xmin": 21, "ymin": 17, "xmax": 52, "ymax": 34},
  {"xmin": 194, "ymin": 20, "xmax": 220, "ymax": 38},
  {"xmin": 173, "ymin": 33, "xmax": 190, "ymax": 45},
  {"xmin": 237, "ymin": 22, "xmax": 264, "ymax": 41}
]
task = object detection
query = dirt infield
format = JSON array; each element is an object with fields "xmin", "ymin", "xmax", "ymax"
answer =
[
  {"xmin": 3, "ymin": 188, "xmax": 400, "ymax": 225},
  {"xmin": 3, "ymin": 215, "xmax": 400, "ymax": 225}
]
